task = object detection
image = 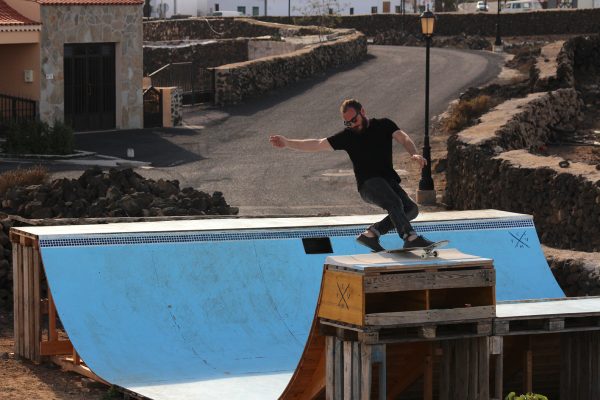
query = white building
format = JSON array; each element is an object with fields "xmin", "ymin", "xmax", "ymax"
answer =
[{"xmin": 149, "ymin": 0, "xmax": 424, "ymax": 18}]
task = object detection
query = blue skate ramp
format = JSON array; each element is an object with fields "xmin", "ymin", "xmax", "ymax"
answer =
[{"xmin": 14, "ymin": 210, "xmax": 564, "ymax": 399}]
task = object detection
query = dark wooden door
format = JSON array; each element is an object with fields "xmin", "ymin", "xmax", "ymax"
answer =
[{"xmin": 64, "ymin": 43, "xmax": 115, "ymax": 131}]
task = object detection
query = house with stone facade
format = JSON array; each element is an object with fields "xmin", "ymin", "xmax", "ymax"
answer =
[{"xmin": 0, "ymin": 0, "xmax": 143, "ymax": 132}]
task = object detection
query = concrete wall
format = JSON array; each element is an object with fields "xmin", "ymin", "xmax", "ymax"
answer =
[
  {"xmin": 39, "ymin": 4, "xmax": 143, "ymax": 129},
  {"xmin": 0, "ymin": 43, "xmax": 40, "ymax": 100},
  {"xmin": 248, "ymin": 38, "xmax": 301, "ymax": 60}
]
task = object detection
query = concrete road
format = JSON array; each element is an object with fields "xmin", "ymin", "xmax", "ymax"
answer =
[{"xmin": 13, "ymin": 45, "xmax": 503, "ymax": 216}]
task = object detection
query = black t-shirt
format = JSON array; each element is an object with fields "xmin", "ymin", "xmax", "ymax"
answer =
[{"xmin": 327, "ymin": 118, "xmax": 401, "ymax": 190}]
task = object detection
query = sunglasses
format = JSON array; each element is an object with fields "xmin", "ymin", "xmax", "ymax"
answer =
[{"xmin": 343, "ymin": 111, "xmax": 361, "ymax": 127}]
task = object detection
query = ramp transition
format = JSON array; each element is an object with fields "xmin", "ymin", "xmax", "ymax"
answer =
[{"xmin": 11, "ymin": 210, "xmax": 563, "ymax": 399}]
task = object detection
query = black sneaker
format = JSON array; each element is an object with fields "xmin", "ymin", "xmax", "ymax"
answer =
[
  {"xmin": 403, "ymin": 235, "xmax": 435, "ymax": 249},
  {"xmin": 356, "ymin": 233, "xmax": 385, "ymax": 252}
]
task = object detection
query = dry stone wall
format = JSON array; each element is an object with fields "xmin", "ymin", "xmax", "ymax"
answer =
[
  {"xmin": 213, "ymin": 31, "xmax": 367, "ymax": 106},
  {"xmin": 262, "ymin": 9, "xmax": 600, "ymax": 41},
  {"xmin": 445, "ymin": 88, "xmax": 600, "ymax": 252}
]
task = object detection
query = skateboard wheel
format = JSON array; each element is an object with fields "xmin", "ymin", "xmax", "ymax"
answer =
[
  {"xmin": 420, "ymin": 253, "xmax": 427, "ymax": 259},
  {"xmin": 432, "ymin": 251, "xmax": 438, "ymax": 257}
]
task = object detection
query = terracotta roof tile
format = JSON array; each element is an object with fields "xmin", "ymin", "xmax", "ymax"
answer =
[
  {"xmin": 0, "ymin": 0, "xmax": 40, "ymax": 25},
  {"xmin": 36, "ymin": 0, "xmax": 143, "ymax": 4}
]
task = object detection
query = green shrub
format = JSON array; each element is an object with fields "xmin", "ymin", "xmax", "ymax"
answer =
[
  {"xmin": 3, "ymin": 120, "xmax": 74, "ymax": 155},
  {"xmin": 505, "ymin": 392, "xmax": 548, "ymax": 400}
]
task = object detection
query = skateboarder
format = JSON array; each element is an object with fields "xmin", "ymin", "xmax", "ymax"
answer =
[{"xmin": 269, "ymin": 99, "xmax": 435, "ymax": 252}]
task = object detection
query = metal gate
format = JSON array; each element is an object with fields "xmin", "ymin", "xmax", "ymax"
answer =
[
  {"xmin": 64, "ymin": 43, "xmax": 116, "ymax": 132},
  {"xmin": 148, "ymin": 62, "xmax": 214, "ymax": 104}
]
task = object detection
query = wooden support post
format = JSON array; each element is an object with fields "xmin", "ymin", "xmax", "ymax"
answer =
[
  {"xmin": 371, "ymin": 344, "xmax": 386, "ymax": 400},
  {"xmin": 334, "ymin": 338, "xmax": 343, "ymax": 400},
  {"xmin": 523, "ymin": 337, "xmax": 533, "ymax": 394},
  {"xmin": 326, "ymin": 336, "xmax": 335, "ymax": 400},
  {"xmin": 352, "ymin": 342, "xmax": 360, "ymax": 400},
  {"xmin": 344, "ymin": 341, "xmax": 353, "ymax": 400},
  {"xmin": 424, "ymin": 343, "xmax": 434, "ymax": 400},
  {"xmin": 12, "ymin": 243, "xmax": 23, "ymax": 357},
  {"xmin": 490, "ymin": 336, "xmax": 503, "ymax": 400},
  {"xmin": 360, "ymin": 343, "xmax": 372, "ymax": 400},
  {"xmin": 32, "ymin": 249, "xmax": 41, "ymax": 363},
  {"xmin": 439, "ymin": 341, "xmax": 450, "ymax": 400},
  {"xmin": 48, "ymin": 289, "xmax": 58, "ymax": 342}
]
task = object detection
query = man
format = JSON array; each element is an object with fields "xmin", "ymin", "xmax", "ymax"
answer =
[{"xmin": 269, "ymin": 99, "xmax": 435, "ymax": 252}]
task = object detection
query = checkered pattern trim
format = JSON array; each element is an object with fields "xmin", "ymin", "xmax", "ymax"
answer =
[{"xmin": 38, "ymin": 218, "xmax": 535, "ymax": 248}]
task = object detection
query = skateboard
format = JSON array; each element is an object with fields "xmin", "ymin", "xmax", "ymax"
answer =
[{"xmin": 385, "ymin": 240, "xmax": 450, "ymax": 258}]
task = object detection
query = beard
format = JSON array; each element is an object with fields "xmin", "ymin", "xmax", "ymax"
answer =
[{"xmin": 351, "ymin": 118, "xmax": 367, "ymax": 133}]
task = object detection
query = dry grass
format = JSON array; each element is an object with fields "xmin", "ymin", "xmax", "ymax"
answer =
[
  {"xmin": 0, "ymin": 165, "xmax": 48, "ymax": 195},
  {"xmin": 441, "ymin": 95, "xmax": 494, "ymax": 134}
]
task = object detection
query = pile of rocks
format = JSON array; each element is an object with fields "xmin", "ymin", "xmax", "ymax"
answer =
[
  {"xmin": 0, "ymin": 167, "xmax": 239, "ymax": 309},
  {"xmin": 0, "ymin": 167, "xmax": 238, "ymax": 219}
]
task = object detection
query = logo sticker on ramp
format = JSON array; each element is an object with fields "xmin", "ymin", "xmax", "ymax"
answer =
[
  {"xmin": 509, "ymin": 231, "xmax": 530, "ymax": 248},
  {"xmin": 336, "ymin": 282, "xmax": 351, "ymax": 309}
]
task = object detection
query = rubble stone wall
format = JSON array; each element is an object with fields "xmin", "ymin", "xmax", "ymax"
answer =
[
  {"xmin": 213, "ymin": 31, "xmax": 367, "ymax": 106},
  {"xmin": 445, "ymin": 88, "xmax": 600, "ymax": 252},
  {"xmin": 261, "ymin": 9, "xmax": 600, "ymax": 40},
  {"xmin": 143, "ymin": 17, "xmax": 330, "ymax": 41},
  {"xmin": 143, "ymin": 39, "xmax": 249, "ymax": 75}
]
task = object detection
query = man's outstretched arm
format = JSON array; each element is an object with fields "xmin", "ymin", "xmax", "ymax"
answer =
[
  {"xmin": 392, "ymin": 130, "xmax": 427, "ymax": 168},
  {"xmin": 269, "ymin": 135, "xmax": 333, "ymax": 152}
]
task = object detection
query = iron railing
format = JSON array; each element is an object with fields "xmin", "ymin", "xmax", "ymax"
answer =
[
  {"xmin": 148, "ymin": 62, "xmax": 214, "ymax": 104},
  {"xmin": 0, "ymin": 94, "xmax": 37, "ymax": 124}
]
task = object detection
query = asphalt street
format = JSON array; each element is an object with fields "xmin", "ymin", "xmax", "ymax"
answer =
[{"xmin": 2, "ymin": 45, "xmax": 504, "ymax": 216}]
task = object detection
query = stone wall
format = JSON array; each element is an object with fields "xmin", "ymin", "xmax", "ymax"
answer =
[
  {"xmin": 545, "ymin": 246, "xmax": 600, "ymax": 296},
  {"xmin": 445, "ymin": 88, "xmax": 600, "ymax": 252},
  {"xmin": 40, "ymin": 5, "xmax": 143, "ymax": 129},
  {"xmin": 143, "ymin": 17, "xmax": 329, "ymax": 41},
  {"xmin": 261, "ymin": 9, "xmax": 600, "ymax": 40},
  {"xmin": 170, "ymin": 88, "xmax": 182, "ymax": 126},
  {"xmin": 214, "ymin": 31, "xmax": 367, "ymax": 106},
  {"xmin": 248, "ymin": 39, "xmax": 302, "ymax": 60}
]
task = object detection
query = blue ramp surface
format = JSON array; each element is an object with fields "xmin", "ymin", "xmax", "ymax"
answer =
[{"xmin": 16, "ymin": 210, "xmax": 563, "ymax": 399}]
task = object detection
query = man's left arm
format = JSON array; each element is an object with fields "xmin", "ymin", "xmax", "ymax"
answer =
[{"xmin": 392, "ymin": 129, "xmax": 427, "ymax": 168}]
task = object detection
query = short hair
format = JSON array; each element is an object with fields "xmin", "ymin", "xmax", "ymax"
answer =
[{"xmin": 340, "ymin": 99, "xmax": 362, "ymax": 114}]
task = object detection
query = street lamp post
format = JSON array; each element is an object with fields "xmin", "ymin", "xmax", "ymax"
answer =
[
  {"xmin": 494, "ymin": 0, "xmax": 503, "ymax": 51},
  {"xmin": 416, "ymin": 7, "xmax": 437, "ymax": 205}
]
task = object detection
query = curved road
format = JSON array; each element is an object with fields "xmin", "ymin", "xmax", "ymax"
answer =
[{"xmin": 72, "ymin": 45, "xmax": 504, "ymax": 215}]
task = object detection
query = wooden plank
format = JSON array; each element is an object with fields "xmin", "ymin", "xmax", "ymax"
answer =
[
  {"xmin": 22, "ymin": 245, "xmax": 30, "ymax": 360},
  {"xmin": 360, "ymin": 344, "xmax": 372, "ymax": 400},
  {"xmin": 424, "ymin": 344, "xmax": 433, "ymax": 400},
  {"xmin": 468, "ymin": 338, "xmax": 478, "ymax": 400},
  {"xmin": 318, "ymin": 270, "xmax": 364, "ymax": 326},
  {"xmin": 51, "ymin": 356, "xmax": 109, "ymax": 385},
  {"xmin": 523, "ymin": 338, "xmax": 533, "ymax": 394},
  {"xmin": 439, "ymin": 341, "xmax": 450, "ymax": 400},
  {"xmin": 454, "ymin": 340, "xmax": 469, "ymax": 400},
  {"xmin": 40, "ymin": 340, "xmax": 74, "ymax": 356},
  {"xmin": 494, "ymin": 352, "xmax": 503, "ymax": 400},
  {"xmin": 351, "ymin": 342, "xmax": 360, "ymax": 400},
  {"xmin": 326, "ymin": 336, "xmax": 335, "ymax": 400},
  {"xmin": 364, "ymin": 269, "xmax": 495, "ymax": 293},
  {"xmin": 12, "ymin": 243, "xmax": 21, "ymax": 357},
  {"xmin": 544, "ymin": 317, "xmax": 565, "ymax": 331},
  {"xmin": 48, "ymin": 289, "xmax": 58, "ymax": 342},
  {"xmin": 377, "ymin": 345, "xmax": 386, "ymax": 400},
  {"xmin": 478, "ymin": 337, "xmax": 490, "ymax": 400},
  {"xmin": 26, "ymin": 246, "xmax": 35, "ymax": 361},
  {"xmin": 32, "ymin": 249, "xmax": 41, "ymax": 363},
  {"xmin": 365, "ymin": 305, "xmax": 495, "ymax": 326},
  {"xmin": 344, "ymin": 341, "xmax": 352, "ymax": 400},
  {"xmin": 334, "ymin": 338, "xmax": 342, "ymax": 400},
  {"xmin": 560, "ymin": 333, "xmax": 571, "ymax": 400}
]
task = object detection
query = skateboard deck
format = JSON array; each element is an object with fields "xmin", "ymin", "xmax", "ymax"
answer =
[{"xmin": 385, "ymin": 240, "xmax": 450, "ymax": 258}]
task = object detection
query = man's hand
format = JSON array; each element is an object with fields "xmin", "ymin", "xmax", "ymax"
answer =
[
  {"xmin": 269, "ymin": 135, "xmax": 288, "ymax": 148},
  {"xmin": 411, "ymin": 154, "xmax": 427, "ymax": 168}
]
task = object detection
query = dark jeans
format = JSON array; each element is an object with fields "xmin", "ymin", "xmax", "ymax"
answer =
[{"xmin": 359, "ymin": 177, "xmax": 419, "ymax": 239}]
